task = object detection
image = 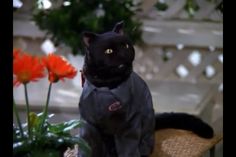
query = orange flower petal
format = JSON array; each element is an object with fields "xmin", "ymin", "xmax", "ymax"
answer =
[
  {"xmin": 13, "ymin": 51, "xmax": 46, "ymax": 87},
  {"xmin": 43, "ymin": 53, "xmax": 77, "ymax": 83},
  {"xmin": 13, "ymin": 48, "xmax": 22, "ymax": 60}
]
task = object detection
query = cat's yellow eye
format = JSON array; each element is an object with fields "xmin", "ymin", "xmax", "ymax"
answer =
[
  {"xmin": 125, "ymin": 44, "xmax": 129, "ymax": 49},
  {"xmin": 105, "ymin": 49, "xmax": 113, "ymax": 54}
]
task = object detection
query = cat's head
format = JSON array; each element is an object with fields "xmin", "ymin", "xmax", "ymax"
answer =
[{"xmin": 82, "ymin": 21, "xmax": 135, "ymax": 88}]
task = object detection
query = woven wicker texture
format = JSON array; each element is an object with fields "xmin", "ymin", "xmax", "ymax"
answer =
[{"xmin": 150, "ymin": 129, "xmax": 223, "ymax": 157}]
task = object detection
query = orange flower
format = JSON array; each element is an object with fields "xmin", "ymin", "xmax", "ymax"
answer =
[
  {"xmin": 42, "ymin": 53, "xmax": 77, "ymax": 83},
  {"xmin": 13, "ymin": 48, "xmax": 22, "ymax": 60},
  {"xmin": 13, "ymin": 53, "xmax": 46, "ymax": 86}
]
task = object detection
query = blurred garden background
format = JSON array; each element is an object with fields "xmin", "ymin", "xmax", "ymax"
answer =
[{"xmin": 13, "ymin": 0, "xmax": 223, "ymax": 156}]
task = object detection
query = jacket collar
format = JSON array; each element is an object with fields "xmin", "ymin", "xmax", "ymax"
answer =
[{"xmin": 82, "ymin": 73, "xmax": 133, "ymax": 104}]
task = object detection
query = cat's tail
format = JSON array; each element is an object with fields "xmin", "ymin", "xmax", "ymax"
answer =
[{"xmin": 155, "ymin": 112, "xmax": 214, "ymax": 138}]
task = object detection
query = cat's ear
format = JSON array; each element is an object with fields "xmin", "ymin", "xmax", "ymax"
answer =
[
  {"xmin": 82, "ymin": 31, "xmax": 98, "ymax": 47},
  {"xmin": 112, "ymin": 21, "xmax": 124, "ymax": 35}
]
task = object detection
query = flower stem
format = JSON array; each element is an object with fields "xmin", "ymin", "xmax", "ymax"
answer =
[
  {"xmin": 13, "ymin": 98, "xmax": 24, "ymax": 138},
  {"xmin": 24, "ymin": 84, "xmax": 31, "ymax": 139},
  {"xmin": 41, "ymin": 82, "xmax": 52, "ymax": 130}
]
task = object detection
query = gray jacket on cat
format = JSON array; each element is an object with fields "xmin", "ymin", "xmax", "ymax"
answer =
[{"xmin": 79, "ymin": 72, "xmax": 155, "ymax": 157}]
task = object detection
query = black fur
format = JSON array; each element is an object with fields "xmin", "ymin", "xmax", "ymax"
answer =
[
  {"xmin": 80, "ymin": 21, "xmax": 214, "ymax": 157},
  {"xmin": 82, "ymin": 21, "xmax": 214, "ymax": 139},
  {"xmin": 155, "ymin": 113, "xmax": 214, "ymax": 138},
  {"xmin": 82, "ymin": 21, "xmax": 134, "ymax": 89}
]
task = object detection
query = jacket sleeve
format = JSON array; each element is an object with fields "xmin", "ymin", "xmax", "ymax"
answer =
[{"xmin": 139, "ymin": 84, "xmax": 155, "ymax": 156}]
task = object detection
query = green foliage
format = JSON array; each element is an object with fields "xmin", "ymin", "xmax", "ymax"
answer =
[
  {"xmin": 184, "ymin": 0, "xmax": 200, "ymax": 18},
  {"xmin": 32, "ymin": 0, "xmax": 143, "ymax": 55},
  {"xmin": 155, "ymin": 2, "xmax": 168, "ymax": 11},
  {"xmin": 13, "ymin": 112, "xmax": 91, "ymax": 157},
  {"xmin": 48, "ymin": 119, "xmax": 83, "ymax": 135},
  {"xmin": 154, "ymin": 0, "xmax": 222, "ymax": 18}
]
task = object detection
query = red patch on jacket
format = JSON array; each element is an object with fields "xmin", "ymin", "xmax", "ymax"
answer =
[{"xmin": 108, "ymin": 101, "xmax": 122, "ymax": 112}]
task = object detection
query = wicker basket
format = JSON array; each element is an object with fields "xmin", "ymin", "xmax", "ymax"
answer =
[{"xmin": 150, "ymin": 129, "xmax": 223, "ymax": 157}]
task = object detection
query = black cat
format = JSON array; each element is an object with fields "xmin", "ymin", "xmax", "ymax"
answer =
[{"xmin": 78, "ymin": 21, "xmax": 214, "ymax": 157}]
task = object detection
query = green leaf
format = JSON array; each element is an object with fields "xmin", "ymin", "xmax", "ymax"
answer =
[
  {"xmin": 29, "ymin": 112, "xmax": 39, "ymax": 128},
  {"xmin": 28, "ymin": 149, "xmax": 60, "ymax": 157},
  {"xmin": 28, "ymin": 112, "xmax": 47, "ymax": 135},
  {"xmin": 48, "ymin": 119, "xmax": 84, "ymax": 135},
  {"xmin": 13, "ymin": 125, "xmax": 27, "ymax": 142},
  {"xmin": 13, "ymin": 140, "xmax": 32, "ymax": 156},
  {"xmin": 184, "ymin": 0, "xmax": 200, "ymax": 18},
  {"xmin": 34, "ymin": 133, "xmax": 91, "ymax": 156},
  {"xmin": 34, "ymin": 132, "xmax": 63, "ymax": 149},
  {"xmin": 155, "ymin": 2, "xmax": 168, "ymax": 11}
]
